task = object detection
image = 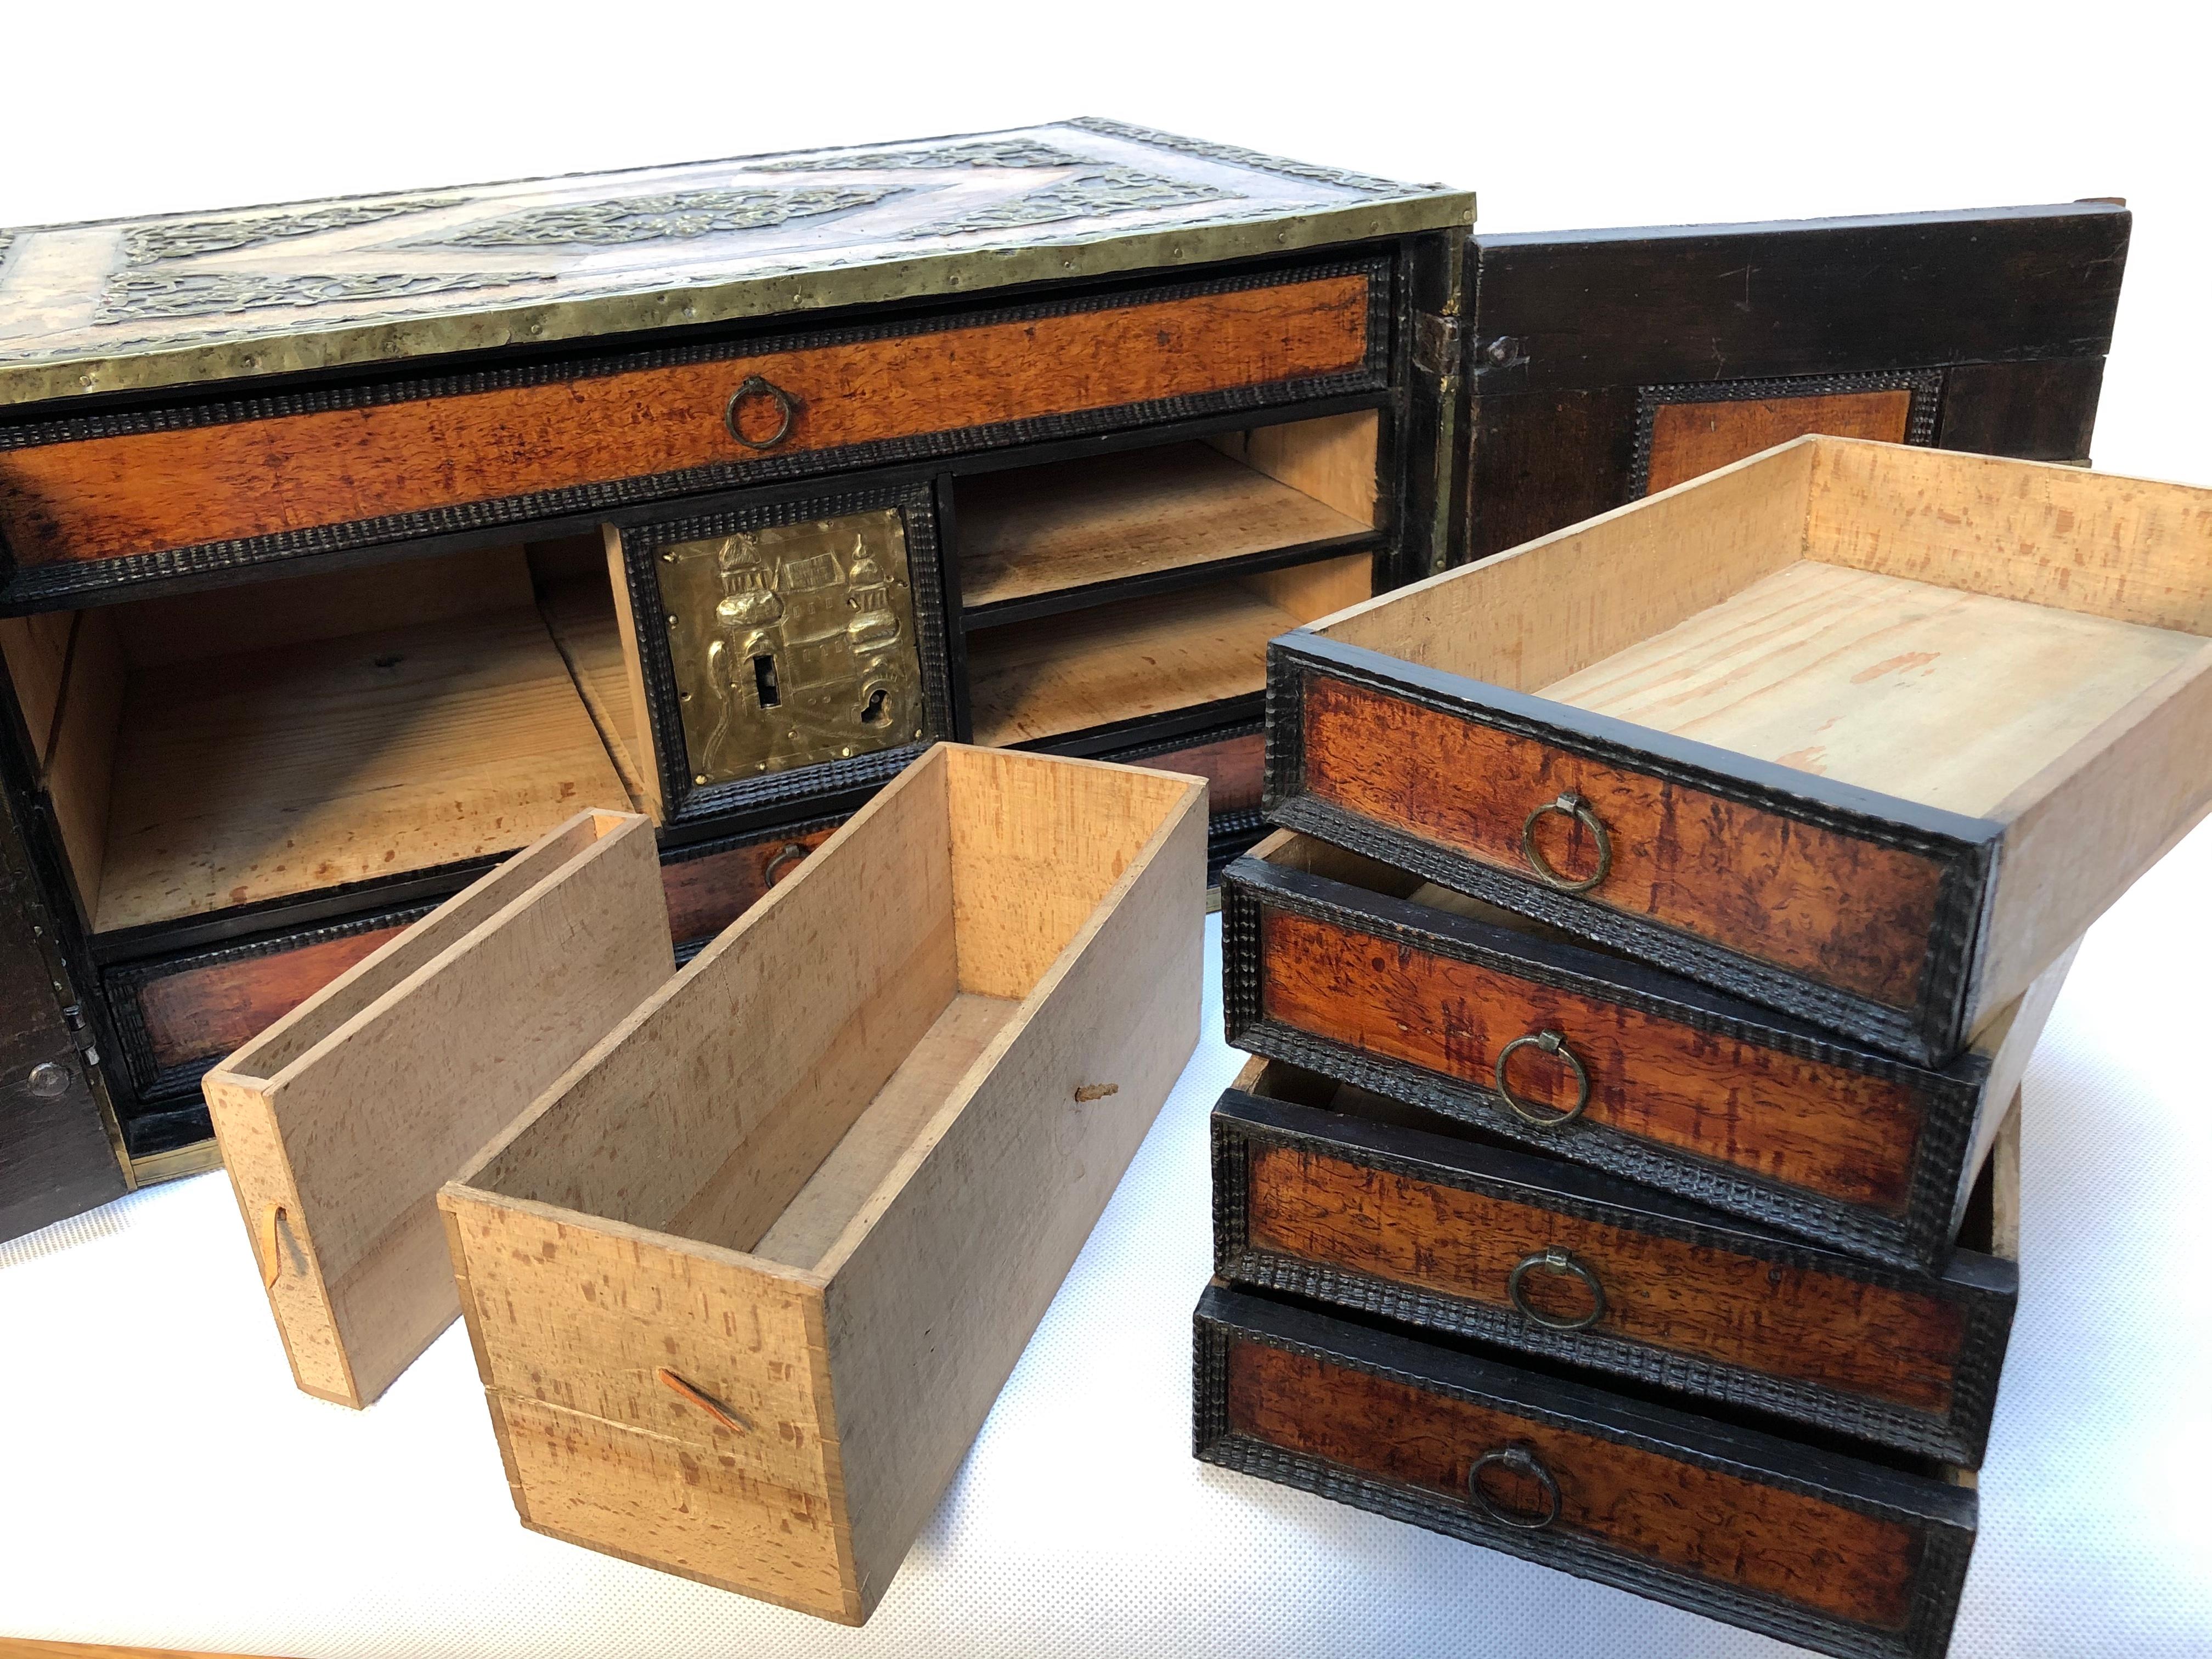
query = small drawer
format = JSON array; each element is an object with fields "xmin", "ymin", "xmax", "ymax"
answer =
[
  {"xmin": 440, "ymin": 744, "xmax": 1206, "ymax": 1623},
  {"xmin": 1267, "ymin": 438, "xmax": 2212, "ymax": 1066},
  {"xmin": 0, "ymin": 261, "xmax": 1386, "ymax": 596},
  {"xmin": 1196, "ymin": 1283, "xmax": 1978, "ymax": 1659},
  {"xmin": 660, "ymin": 814, "xmax": 845, "ymax": 950},
  {"xmin": 1215, "ymin": 1057, "xmax": 2015, "ymax": 1463},
  {"xmin": 1221, "ymin": 831, "xmax": 2072, "ymax": 1270}
]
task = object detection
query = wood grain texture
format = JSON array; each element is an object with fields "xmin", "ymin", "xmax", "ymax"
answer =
[
  {"xmin": 1245, "ymin": 1142, "xmax": 1964, "ymax": 1409},
  {"xmin": 1468, "ymin": 204, "xmax": 2128, "ymax": 393},
  {"xmin": 1224, "ymin": 1338, "xmax": 1921, "ymax": 1628},
  {"xmin": 966, "ymin": 582, "xmax": 1290, "ymax": 747},
  {"xmin": 1256, "ymin": 905, "xmax": 1925, "ymax": 1208},
  {"xmin": 439, "ymin": 744, "xmax": 1205, "ymax": 1622},
  {"xmin": 0, "ymin": 610, "xmax": 73, "ymax": 765},
  {"xmin": 1936, "ymin": 358, "xmax": 2105, "ymax": 462},
  {"xmin": 1464, "ymin": 386, "xmax": 1639, "ymax": 563},
  {"xmin": 1205, "ymin": 409, "xmax": 1381, "ymax": 523},
  {"xmin": 0, "ymin": 275, "xmax": 1373, "ymax": 567},
  {"xmin": 134, "ymin": 923, "xmax": 409, "ymax": 1071},
  {"xmin": 956, "ymin": 442, "xmax": 1370, "ymax": 610},
  {"xmin": 1294, "ymin": 672, "xmax": 1947, "ymax": 1009},
  {"xmin": 93, "ymin": 605, "xmax": 631, "ymax": 932},
  {"xmin": 1645, "ymin": 390, "xmax": 1910, "ymax": 494},
  {"xmin": 661, "ymin": 822, "xmax": 842, "ymax": 945},
  {"xmin": 1140, "ymin": 730, "xmax": 1265, "ymax": 813},
  {"xmin": 201, "ymin": 810, "xmax": 671, "ymax": 1407},
  {"xmin": 1542, "ymin": 560, "xmax": 2204, "ymax": 819}
]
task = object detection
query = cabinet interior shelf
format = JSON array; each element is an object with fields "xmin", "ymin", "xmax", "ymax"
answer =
[{"xmin": 956, "ymin": 436, "xmax": 1379, "ymax": 625}]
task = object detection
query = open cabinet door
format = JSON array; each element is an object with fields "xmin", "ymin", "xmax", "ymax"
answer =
[
  {"xmin": 1461, "ymin": 201, "xmax": 2129, "ymax": 562},
  {"xmin": 0, "ymin": 786, "xmax": 128, "ymax": 1243}
]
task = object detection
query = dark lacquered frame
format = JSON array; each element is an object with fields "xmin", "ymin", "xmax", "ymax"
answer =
[
  {"xmin": 1262, "ymin": 631, "xmax": 2006, "ymax": 1069},
  {"xmin": 1194, "ymin": 1283, "xmax": 1978, "ymax": 1659},
  {"xmin": 1212, "ymin": 1086, "xmax": 2014, "ymax": 1464},
  {"xmin": 1220, "ymin": 851, "xmax": 1994, "ymax": 1271},
  {"xmin": 1625, "ymin": 368, "xmax": 1944, "ymax": 498}
]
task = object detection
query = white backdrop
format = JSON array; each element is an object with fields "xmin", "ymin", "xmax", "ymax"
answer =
[{"xmin": 2, "ymin": 6, "xmax": 2208, "ymax": 1655}]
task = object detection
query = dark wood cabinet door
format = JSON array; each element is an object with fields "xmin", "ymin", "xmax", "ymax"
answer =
[
  {"xmin": 0, "ymin": 792, "xmax": 127, "ymax": 1243},
  {"xmin": 1461, "ymin": 201, "xmax": 2129, "ymax": 561}
]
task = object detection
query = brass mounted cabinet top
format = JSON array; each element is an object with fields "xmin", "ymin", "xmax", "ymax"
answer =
[{"xmin": 0, "ymin": 119, "xmax": 1471, "ymax": 407}]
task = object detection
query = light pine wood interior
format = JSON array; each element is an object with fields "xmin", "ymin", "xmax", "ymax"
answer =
[
  {"xmin": 1541, "ymin": 560, "xmax": 2203, "ymax": 817},
  {"xmin": 1312, "ymin": 436, "xmax": 2212, "ymax": 1027},
  {"xmin": 964, "ymin": 550, "xmax": 1371, "ymax": 746},
  {"xmin": 31, "ymin": 539, "xmax": 644, "ymax": 934},
  {"xmin": 955, "ymin": 411, "xmax": 1379, "ymax": 611},
  {"xmin": 466, "ymin": 744, "xmax": 1198, "ymax": 1275},
  {"xmin": 203, "ymin": 809, "xmax": 671, "ymax": 1408}
]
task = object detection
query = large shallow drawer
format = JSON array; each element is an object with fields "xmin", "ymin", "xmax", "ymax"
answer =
[
  {"xmin": 441, "ymin": 744, "xmax": 1205, "ymax": 1623},
  {"xmin": 1195, "ymin": 1283, "xmax": 1978, "ymax": 1659},
  {"xmin": 1221, "ymin": 831, "xmax": 2070, "ymax": 1270},
  {"xmin": 0, "ymin": 261, "xmax": 1388, "ymax": 597},
  {"xmin": 1214, "ymin": 1057, "xmax": 2015, "ymax": 1463},
  {"xmin": 1268, "ymin": 438, "xmax": 2212, "ymax": 1065}
]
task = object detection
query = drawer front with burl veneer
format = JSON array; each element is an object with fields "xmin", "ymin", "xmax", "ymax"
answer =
[{"xmin": 0, "ymin": 262, "xmax": 1389, "ymax": 599}]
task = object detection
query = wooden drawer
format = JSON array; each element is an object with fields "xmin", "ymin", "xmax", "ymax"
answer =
[
  {"xmin": 1268, "ymin": 437, "xmax": 2212, "ymax": 1064},
  {"xmin": 109, "ymin": 814, "xmax": 848, "ymax": 1109},
  {"xmin": 1215, "ymin": 1057, "xmax": 2015, "ymax": 1463},
  {"xmin": 201, "ymin": 810, "xmax": 674, "ymax": 1408},
  {"xmin": 1196, "ymin": 1283, "xmax": 1978, "ymax": 1659},
  {"xmin": 439, "ymin": 744, "xmax": 1205, "ymax": 1622},
  {"xmin": 1222, "ymin": 831, "xmax": 2070, "ymax": 1270},
  {"xmin": 0, "ymin": 261, "xmax": 1386, "ymax": 594}
]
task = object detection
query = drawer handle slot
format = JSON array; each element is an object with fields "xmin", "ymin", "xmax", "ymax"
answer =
[
  {"xmin": 724, "ymin": 374, "xmax": 799, "ymax": 450},
  {"xmin": 258, "ymin": 1200, "xmax": 289, "ymax": 1288},
  {"xmin": 763, "ymin": 842, "xmax": 811, "ymax": 886},
  {"xmin": 1508, "ymin": 1247, "xmax": 1606, "ymax": 1331},
  {"xmin": 1469, "ymin": 1444, "xmax": 1561, "ymax": 1531},
  {"xmin": 656, "ymin": 1367, "xmax": 753, "ymax": 1435},
  {"xmin": 1521, "ymin": 791, "xmax": 1612, "ymax": 893},
  {"xmin": 1493, "ymin": 1030, "xmax": 1590, "ymax": 1128}
]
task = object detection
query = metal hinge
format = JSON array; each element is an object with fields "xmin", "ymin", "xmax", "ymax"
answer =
[
  {"xmin": 59, "ymin": 1001, "xmax": 100, "ymax": 1072},
  {"xmin": 1413, "ymin": 312, "xmax": 1462, "ymax": 380}
]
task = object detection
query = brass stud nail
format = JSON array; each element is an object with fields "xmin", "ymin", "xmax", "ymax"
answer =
[{"xmin": 693, "ymin": 774, "xmax": 708, "ymax": 785}]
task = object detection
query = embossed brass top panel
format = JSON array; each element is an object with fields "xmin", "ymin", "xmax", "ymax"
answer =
[
  {"xmin": 659, "ymin": 507, "xmax": 926, "ymax": 787},
  {"xmin": 0, "ymin": 119, "xmax": 1471, "ymax": 408}
]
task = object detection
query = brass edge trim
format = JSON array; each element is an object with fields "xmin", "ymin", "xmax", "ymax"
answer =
[
  {"xmin": 0, "ymin": 200, "xmax": 1472, "ymax": 409},
  {"xmin": 128, "ymin": 1137, "xmax": 225, "ymax": 1184}
]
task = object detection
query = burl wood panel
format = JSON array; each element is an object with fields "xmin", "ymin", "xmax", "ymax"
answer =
[
  {"xmin": 1257, "ymin": 908, "xmax": 1925, "ymax": 1208},
  {"xmin": 1645, "ymin": 390, "xmax": 1911, "ymax": 495},
  {"xmin": 1142, "ymin": 731, "xmax": 1265, "ymax": 814},
  {"xmin": 1245, "ymin": 1143, "xmax": 1963, "ymax": 1407},
  {"xmin": 1226, "ymin": 1339, "xmax": 1920, "ymax": 1628},
  {"xmin": 661, "ymin": 823, "xmax": 841, "ymax": 945},
  {"xmin": 134, "ymin": 926, "xmax": 408, "ymax": 1071},
  {"xmin": 1299, "ymin": 674, "xmax": 1948, "ymax": 1008},
  {"xmin": 0, "ymin": 276, "xmax": 1373, "ymax": 566}
]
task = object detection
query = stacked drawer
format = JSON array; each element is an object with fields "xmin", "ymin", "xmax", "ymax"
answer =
[{"xmin": 1195, "ymin": 437, "xmax": 2212, "ymax": 1659}]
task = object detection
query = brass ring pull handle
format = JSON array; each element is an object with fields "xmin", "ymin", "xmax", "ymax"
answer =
[
  {"xmin": 656, "ymin": 1367, "xmax": 752, "ymax": 1435},
  {"xmin": 1508, "ymin": 1247, "xmax": 1606, "ymax": 1332},
  {"xmin": 259, "ymin": 1201, "xmax": 287, "ymax": 1289},
  {"xmin": 1493, "ymin": 1030, "xmax": 1590, "ymax": 1128},
  {"xmin": 724, "ymin": 374, "xmax": 798, "ymax": 450},
  {"xmin": 763, "ymin": 842, "xmax": 810, "ymax": 886},
  {"xmin": 1469, "ymin": 1443, "xmax": 1561, "ymax": 1531},
  {"xmin": 1521, "ymin": 791, "xmax": 1611, "ymax": 893}
]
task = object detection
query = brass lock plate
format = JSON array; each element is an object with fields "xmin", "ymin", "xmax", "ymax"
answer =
[{"xmin": 656, "ymin": 507, "xmax": 926, "ymax": 787}]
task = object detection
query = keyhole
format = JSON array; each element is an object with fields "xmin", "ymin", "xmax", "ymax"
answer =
[
  {"xmin": 860, "ymin": 687, "xmax": 888, "ymax": 725},
  {"xmin": 752, "ymin": 654, "xmax": 781, "ymax": 709}
]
